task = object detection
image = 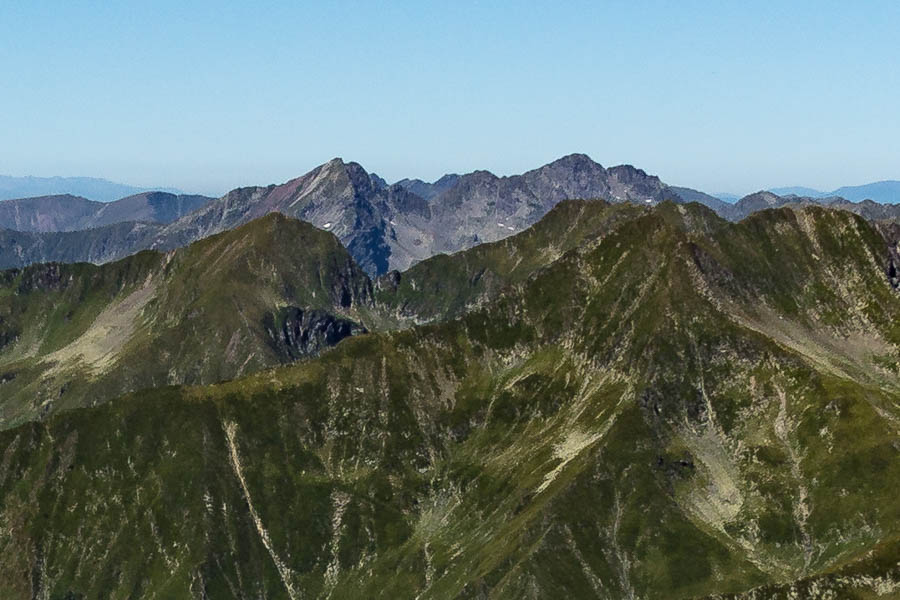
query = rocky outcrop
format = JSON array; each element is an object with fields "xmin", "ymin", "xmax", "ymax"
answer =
[{"xmin": 264, "ymin": 307, "xmax": 365, "ymax": 359}]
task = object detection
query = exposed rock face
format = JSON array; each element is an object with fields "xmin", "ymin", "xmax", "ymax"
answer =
[
  {"xmin": 264, "ymin": 307, "xmax": 365, "ymax": 359},
  {"xmin": 395, "ymin": 173, "xmax": 461, "ymax": 200},
  {"xmin": 0, "ymin": 195, "xmax": 99, "ymax": 232}
]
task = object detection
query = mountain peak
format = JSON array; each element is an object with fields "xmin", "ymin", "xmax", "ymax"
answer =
[
  {"xmin": 543, "ymin": 153, "xmax": 603, "ymax": 171},
  {"xmin": 741, "ymin": 190, "xmax": 781, "ymax": 205}
]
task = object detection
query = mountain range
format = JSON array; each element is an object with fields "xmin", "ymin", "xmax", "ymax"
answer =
[
  {"xmin": 0, "ymin": 155, "xmax": 823, "ymax": 275},
  {"xmin": 0, "ymin": 174, "xmax": 183, "ymax": 202},
  {"xmin": 3, "ymin": 156, "xmax": 899, "ymax": 279},
  {"xmin": 0, "ymin": 197, "xmax": 898, "ymax": 598},
  {"xmin": 3, "ymin": 155, "xmax": 693, "ymax": 274}
]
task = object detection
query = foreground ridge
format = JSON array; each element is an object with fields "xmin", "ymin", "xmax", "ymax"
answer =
[{"xmin": 0, "ymin": 201, "xmax": 897, "ymax": 598}]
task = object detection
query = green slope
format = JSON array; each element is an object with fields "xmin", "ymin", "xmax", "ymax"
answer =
[
  {"xmin": 374, "ymin": 199, "xmax": 648, "ymax": 324},
  {"xmin": 0, "ymin": 213, "xmax": 373, "ymax": 425},
  {"xmin": 0, "ymin": 202, "xmax": 898, "ymax": 598}
]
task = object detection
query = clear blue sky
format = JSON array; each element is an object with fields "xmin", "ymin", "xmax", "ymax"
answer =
[{"xmin": 1, "ymin": 1, "xmax": 898, "ymax": 196}]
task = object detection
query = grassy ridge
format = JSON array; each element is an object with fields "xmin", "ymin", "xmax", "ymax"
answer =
[
  {"xmin": 0, "ymin": 213, "xmax": 374, "ymax": 425},
  {"xmin": 0, "ymin": 202, "xmax": 898, "ymax": 597}
]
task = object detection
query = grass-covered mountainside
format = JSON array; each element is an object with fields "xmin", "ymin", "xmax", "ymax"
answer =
[
  {"xmin": 0, "ymin": 201, "xmax": 898, "ymax": 598},
  {"xmin": 374, "ymin": 199, "xmax": 648, "ymax": 324},
  {"xmin": 0, "ymin": 213, "xmax": 374, "ymax": 425}
]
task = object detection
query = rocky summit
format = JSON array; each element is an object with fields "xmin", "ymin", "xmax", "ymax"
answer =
[{"xmin": 0, "ymin": 198, "xmax": 898, "ymax": 598}]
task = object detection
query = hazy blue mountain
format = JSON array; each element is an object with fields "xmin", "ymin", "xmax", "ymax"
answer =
[
  {"xmin": 769, "ymin": 186, "xmax": 826, "ymax": 197},
  {"xmin": 769, "ymin": 181, "xmax": 900, "ymax": 204},
  {"xmin": 0, "ymin": 175, "xmax": 182, "ymax": 202},
  {"xmin": 832, "ymin": 180, "xmax": 900, "ymax": 203}
]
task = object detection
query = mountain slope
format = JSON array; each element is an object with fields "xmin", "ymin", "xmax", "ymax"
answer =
[
  {"xmin": 0, "ymin": 194, "xmax": 100, "ymax": 232},
  {"xmin": 727, "ymin": 191, "xmax": 900, "ymax": 223},
  {"xmin": 375, "ymin": 199, "xmax": 648, "ymax": 324},
  {"xmin": 0, "ymin": 191, "xmax": 213, "ymax": 233},
  {"xmin": 0, "ymin": 221, "xmax": 161, "ymax": 268},
  {"xmin": 0, "ymin": 203, "xmax": 897, "ymax": 598},
  {"xmin": 83, "ymin": 191, "xmax": 212, "ymax": 227},
  {"xmin": 0, "ymin": 213, "xmax": 373, "ymax": 425},
  {"xmin": 669, "ymin": 185, "xmax": 734, "ymax": 214}
]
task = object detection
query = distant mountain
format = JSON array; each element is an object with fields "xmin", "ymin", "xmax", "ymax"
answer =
[
  {"xmin": 724, "ymin": 190, "xmax": 900, "ymax": 223},
  {"xmin": 0, "ymin": 191, "xmax": 213, "ymax": 233},
  {"xmin": 396, "ymin": 173, "xmax": 461, "ymax": 200},
  {"xmin": 833, "ymin": 180, "xmax": 900, "ymax": 203},
  {"xmin": 0, "ymin": 195, "xmax": 100, "ymax": 233},
  {"xmin": 0, "ymin": 175, "xmax": 182, "ymax": 202},
  {"xmin": 0, "ymin": 221, "xmax": 160, "ymax": 269},
  {"xmin": 769, "ymin": 181, "xmax": 900, "ymax": 204},
  {"xmin": 83, "ymin": 191, "xmax": 213, "ymax": 228},
  {"xmin": 769, "ymin": 186, "xmax": 826, "ymax": 197}
]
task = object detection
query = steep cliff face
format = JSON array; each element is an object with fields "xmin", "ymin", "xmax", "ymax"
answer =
[
  {"xmin": 264, "ymin": 307, "xmax": 365, "ymax": 359},
  {"xmin": 0, "ymin": 202, "xmax": 897, "ymax": 598}
]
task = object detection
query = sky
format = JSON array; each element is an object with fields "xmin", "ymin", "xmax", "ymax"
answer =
[{"xmin": 1, "ymin": 1, "xmax": 899, "ymax": 197}]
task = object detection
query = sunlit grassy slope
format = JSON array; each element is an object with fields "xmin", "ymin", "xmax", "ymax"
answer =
[{"xmin": 0, "ymin": 201, "xmax": 898, "ymax": 598}]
